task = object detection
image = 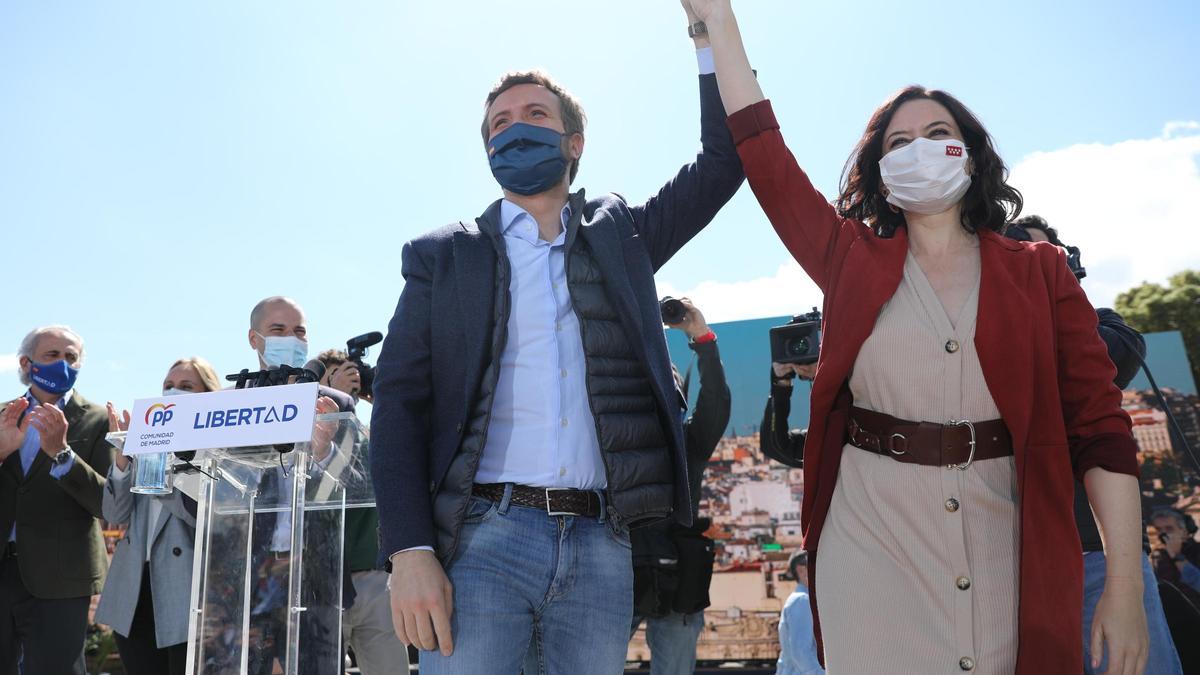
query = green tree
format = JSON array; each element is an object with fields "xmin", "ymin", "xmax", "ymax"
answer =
[{"xmin": 1115, "ymin": 270, "xmax": 1200, "ymax": 387}]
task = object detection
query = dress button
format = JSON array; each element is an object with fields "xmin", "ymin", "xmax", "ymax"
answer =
[
  {"xmin": 956, "ymin": 576, "xmax": 971, "ymax": 590},
  {"xmin": 560, "ymin": 418, "xmax": 569, "ymax": 428},
  {"xmin": 959, "ymin": 656, "xmax": 975, "ymax": 671},
  {"xmin": 945, "ymin": 497, "xmax": 960, "ymax": 512},
  {"xmin": 945, "ymin": 339, "xmax": 960, "ymax": 353},
  {"xmin": 172, "ymin": 547, "xmax": 183, "ymax": 557}
]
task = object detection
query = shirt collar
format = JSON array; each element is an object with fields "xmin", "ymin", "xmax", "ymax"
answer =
[
  {"xmin": 499, "ymin": 199, "xmax": 572, "ymax": 236},
  {"xmin": 24, "ymin": 388, "xmax": 71, "ymax": 410}
]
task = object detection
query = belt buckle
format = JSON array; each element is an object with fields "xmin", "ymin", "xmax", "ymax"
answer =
[
  {"xmin": 544, "ymin": 487, "xmax": 579, "ymax": 517},
  {"xmin": 945, "ymin": 420, "xmax": 977, "ymax": 471}
]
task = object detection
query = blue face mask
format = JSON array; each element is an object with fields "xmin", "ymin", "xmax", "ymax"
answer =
[
  {"xmin": 29, "ymin": 359, "xmax": 79, "ymax": 395},
  {"xmin": 257, "ymin": 334, "xmax": 308, "ymax": 369},
  {"xmin": 487, "ymin": 123, "xmax": 569, "ymax": 196}
]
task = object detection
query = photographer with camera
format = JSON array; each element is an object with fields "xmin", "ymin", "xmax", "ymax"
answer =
[
  {"xmin": 759, "ymin": 309, "xmax": 821, "ymax": 468},
  {"xmin": 1148, "ymin": 508, "xmax": 1200, "ymax": 672},
  {"xmin": 759, "ymin": 362, "xmax": 815, "ymax": 468},
  {"xmin": 316, "ymin": 333, "xmax": 384, "ymax": 406},
  {"xmin": 1005, "ymin": 216, "xmax": 1184, "ymax": 674},
  {"xmin": 1149, "ymin": 509, "xmax": 1200, "ymax": 595},
  {"xmin": 627, "ymin": 297, "xmax": 730, "ymax": 675},
  {"xmin": 314, "ymin": 346, "xmax": 409, "ymax": 674},
  {"xmin": 317, "ymin": 349, "xmax": 363, "ymax": 402}
]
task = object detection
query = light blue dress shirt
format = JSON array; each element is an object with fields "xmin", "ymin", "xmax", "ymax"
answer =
[
  {"xmin": 476, "ymin": 201, "xmax": 608, "ymax": 489},
  {"xmin": 9, "ymin": 390, "xmax": 75, "ymax": 541},
  {"xmin": 777, "ymin": 584, "xmax": 825, "ymax": 675}
]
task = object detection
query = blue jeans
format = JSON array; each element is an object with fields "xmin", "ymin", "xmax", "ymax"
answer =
[
  {"xmin": 629, "ymin": 611, "xmax": 705, "ymax": 675},
  {"xmin": 420, "ymin": 488, "xmax": 633, "ymax": 675},
  {"xmin": 1082, "ymin": 552, "xmax": 1182, "ymax": 675}
]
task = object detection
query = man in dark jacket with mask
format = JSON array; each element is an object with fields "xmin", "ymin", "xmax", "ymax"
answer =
[
  {"xmin": 370, "ymin": 11, "xmax": 744, "ymax": 674},
  {"xmin": 0, "ymin": 325, "xmax": 111, "ymax": 675},
  {"xmin": 629, "ymin": 298, "xmax": 729, "ymax": 675}
]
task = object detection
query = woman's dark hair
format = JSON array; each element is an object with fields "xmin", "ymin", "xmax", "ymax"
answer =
[{"xmin": 837, "ymin": 86, "xmax": 1022, "ymax": 237}]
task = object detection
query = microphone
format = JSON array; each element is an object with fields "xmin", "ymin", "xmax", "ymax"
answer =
[{"xmin": 298, "ymin": 359, "xmax": 326, "ymax": 385}]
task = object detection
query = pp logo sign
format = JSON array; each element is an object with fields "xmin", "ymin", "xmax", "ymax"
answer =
[
  {"xmin": 945, "ymin": 145, "xmax": 964, "ymax": 157},
  {"xmin": 145, "ymin": 403, "xmax": 176, "ymax": 427}
]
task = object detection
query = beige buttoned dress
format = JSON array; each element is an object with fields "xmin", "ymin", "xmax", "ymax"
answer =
[{"xmin": 815, "ymin": 251, "xmax": 1020, "ymax": 674}]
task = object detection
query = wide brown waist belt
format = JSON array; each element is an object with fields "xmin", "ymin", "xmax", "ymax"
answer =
[
  {"xmin": 472, "ymin": 483, "xmax": 602, "ymax": 518},
  {"xmin": 847, "ymin": 406, "xmax": 1013, "ymax": 470}
]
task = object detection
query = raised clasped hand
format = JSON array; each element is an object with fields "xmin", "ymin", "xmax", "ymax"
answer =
[{"xmin": 680, "ymin": 0, "xmax": 729, "ymax": 23}]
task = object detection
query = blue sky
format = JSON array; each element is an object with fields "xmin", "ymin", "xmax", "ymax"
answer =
[{"xmin": 2, "ymin": 0, "xmax": 1199, "ymax": 409}]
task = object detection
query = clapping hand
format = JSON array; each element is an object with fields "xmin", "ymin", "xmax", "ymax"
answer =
[
  {"xmin": 27, "ymin": 404, "xmax": 69, "ymax": 458},
  {"xmin": 107, "ymin": 402, "xmax": 132, "ymax": 470},
  {"xmin": 0, "ymin": 398, "xmax": 31, "ymax": 462},
  {"xmin": 309, "ymin": 395, "xmax": 340, "ymax": 462}
]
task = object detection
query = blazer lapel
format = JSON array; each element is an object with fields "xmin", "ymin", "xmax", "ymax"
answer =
[
  {"xmin": 453, "ymin": 200, "xmax": 502, "ymax": 393},
  {"xmin": 573, "ymin": 192, "xmax": 651, "ymax": 367},
  {"xmin": 975, "ymin": 230, "xmax": 1034, "ymax": 454},
  {"xmin": 149, "ymin": 501, "xmax": 171, "ymax": 549},
  {"xmin": 813, "ymin": 230, "xmax": 908, "ymax": 403}
]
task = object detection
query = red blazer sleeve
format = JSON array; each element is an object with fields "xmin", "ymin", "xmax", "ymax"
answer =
[
  {"xmin": 1046, "ymin": 245, "xmax": 1140, "ymax": 480},
  {"xmin": 727, "ymin": 101, "xmax": 865, "ymax": 293}
]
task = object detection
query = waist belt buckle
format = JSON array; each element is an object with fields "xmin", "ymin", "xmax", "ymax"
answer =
[
  {"xmin": 946, "ymin": 420, "xmax": 977, "ymax": 471},
  {"xmin": 544, "ymin": 487, "xmax": 579, "ymax": 517}
]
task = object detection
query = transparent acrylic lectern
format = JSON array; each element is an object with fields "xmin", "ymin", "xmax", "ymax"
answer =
[{"xmin": 180, "ymin": 412, "xmax": 375, "ymax": 675}]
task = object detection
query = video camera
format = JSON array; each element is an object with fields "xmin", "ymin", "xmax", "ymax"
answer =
[
  {"xmin": 346, "ymin": 331, "xmax": 383, "ymax": 399},
  {"xmin": 769, "ymin": 308, "xmax": 822, "ymax": 365},
  {"xmin": 1003, "ymin": 222, "xmax": 1087, "ymax": 280}
]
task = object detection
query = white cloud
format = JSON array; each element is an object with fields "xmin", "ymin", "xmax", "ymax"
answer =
[
  {"xmin": 657, "ymin": 263, "xmax": 821, "ymax": 325},
  {"xmin": 658, "ymin": 122, "xmax": 1200, "ymax": 319},
  {"xmin": 0, "ymin": 354, "xmax": 17, "ymax": 374},
  {"xmin": 1163, "ymin": 121, "xmax": 1200, "ymax": 138},
  {"xmin": 1010, "ymin": 121, "xmax": 1200, "ymax": 307}
]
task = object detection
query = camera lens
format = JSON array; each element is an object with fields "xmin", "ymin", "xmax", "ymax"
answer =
[
  {"xmin": 786, "ymin": 337, "xmax": 810, "ymax": 356},
  {"xmin": 660, "ymin": 297, "xmax": 687, "ymax": 325}
]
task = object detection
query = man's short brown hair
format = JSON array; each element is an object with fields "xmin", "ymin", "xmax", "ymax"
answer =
[{"xmin": 481, "ymin": 70, "xmax": 587, "ymax": 184}]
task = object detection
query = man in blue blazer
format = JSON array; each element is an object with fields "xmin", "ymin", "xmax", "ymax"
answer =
[{"xmin": 370, "ymin": 12, "xmax": 744, "ymax": 675}]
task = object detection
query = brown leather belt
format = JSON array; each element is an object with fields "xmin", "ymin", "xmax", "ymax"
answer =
[
  {"xmin": 847, "ymin": 406, "xmax": 1013, "ymax": 469},
  {"xmin": 472, "ymin": 483, "xmax": 602, "ymax": 518}
]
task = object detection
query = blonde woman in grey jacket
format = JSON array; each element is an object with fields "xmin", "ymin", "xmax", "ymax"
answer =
[{"xmin": 95, "ymin": 357, "xmax": 219, "ymax": 675}]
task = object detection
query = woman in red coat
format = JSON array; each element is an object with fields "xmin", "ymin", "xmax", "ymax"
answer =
[{"xmin": 682, "ymin": 1, "xmax": 1149, "ymax": 673}]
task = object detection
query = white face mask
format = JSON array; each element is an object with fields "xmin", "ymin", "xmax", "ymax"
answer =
[
  {"xmin": 879, "ymin": 137, "xmax": 971, "ymax": 216},
  {"xmin": 256, "ymin": 333, "xmax": 308, "ymax": 369},
  {"xmin": 162, "ymin": 388, "xmax": 186, "ymax": 396}
]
